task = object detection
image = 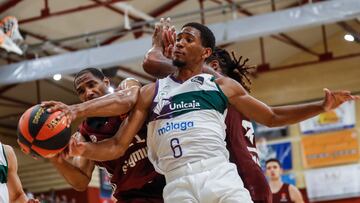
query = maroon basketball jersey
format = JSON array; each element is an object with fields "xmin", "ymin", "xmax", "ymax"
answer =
[
  {"xmin": 225, "ymin": 106, "xmax": 272, "ymax": 203},
  {"xmin": 272, "ymin": 183, "xmax": 294, "ymax": 203},
  {"xmin": 78, "ymin": 116, "xmax": 164, "ymax": 201}
]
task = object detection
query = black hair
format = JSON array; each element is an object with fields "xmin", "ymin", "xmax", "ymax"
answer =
[
  {"xmin": 265, "ymin": 158, "xmax": 282, "ymax": 168},
  {"xmin": 74, "ymin": 68, "xmax": 105, "ymax": 88},
  {"xmin": 206, "ymin": 48, "xmax": 255, "ymax": 92},
  {"xmin": 182, "ymin": 22, "xmax": 215, "ymax": 51},
  {"xmin": 75, "ymin": 68, "xmax": 105, "ymax": 80}
]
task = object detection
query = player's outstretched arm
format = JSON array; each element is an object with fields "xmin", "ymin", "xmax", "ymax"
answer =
[
  {"xmin": 69, "ymin": 83, "xmax": 156, "ymax": 161},
  {"xmin": 49, "ymin": 133, "xmax": 95, "ymax": 191},
  {"xmin": 4, "ymin": 145, "xmax": 39, "ymax": 203},
  {"xmin": 42, "ymin": 78, "xmax": 141, "ymax": 127},
  {"xmin": 217, "ymin": 77, "xmax": 359, "ymax": 127}
]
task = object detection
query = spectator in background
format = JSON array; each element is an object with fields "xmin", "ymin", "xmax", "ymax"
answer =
[
  {"xmin": 25, "ymin": 188, "xmax": 35, "ymax": 199},
  {"xmin": 266, "ymin": 158, "xmax": 304, "ymax": 203}
]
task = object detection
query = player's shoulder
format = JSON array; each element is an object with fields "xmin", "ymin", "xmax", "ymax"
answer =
[
  {"xmin": 288, "ymin": 184, "xmax": 304, "ymax": 202},
  {"xmin": 214, "ymin": 75, "xmax": 233, "ymax": 85},
  {"xmin": 139, "ymin": 82, "xmax": 157, "ymax": 104},
  {"xmin": 288, "ymin": 184, "xmax": 300, "ymax": 193},
  {"xmin": 2, "ymin": 144, "xmax": 16, "ymax": 168},
  {"xmin": 2, "ymin": 144, "xmax": 15, "ymax": 156},
  {"xmin": 215, "ymin": 76, "xmax": 247, "ymax": 97},
  {"xmin": 141, "ymin": 82, "xmax": 156, "ymax": 92}
]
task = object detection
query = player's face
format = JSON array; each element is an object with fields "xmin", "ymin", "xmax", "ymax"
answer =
[
  {"xmin": 266, "ymin": 161, "xmax": 282, "ymax": 180},
  {"xmin": 173, "ymin": 27, "xmax": 207, "ymax": 68},
  {"xmin": 74, "ymin": 72, "xmax": 109, "ymax": 102}
]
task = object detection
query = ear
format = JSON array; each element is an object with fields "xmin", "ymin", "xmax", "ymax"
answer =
[
  {"xmin": 202, "ymin": 47, "xmax": 212, "ymax": 60},
  {"xmin": 103, "ymin": 77, "xmax": 110, "ymax": 87},
  {"xmin": 209, "ymin": 60, "xmax": 220, "ymax": 69}
]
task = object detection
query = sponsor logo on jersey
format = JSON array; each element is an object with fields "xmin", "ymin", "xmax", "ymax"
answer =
[
  {"xmin": 169, "ymin": 100, "xmax": 200, "ymax": 111},
  {"xmin": 88, "ymin": 135, "xmax": 97, "ymax": 143},
  {"xmin": 280, "ymin": 193, "xmax": 288, "ymax": 202},
  {"xmin": 153, "ymin": 98, "xmax": 170, "ymax": 115},
  {"xmin": 191, "ymin": 76, "xmax": 204, "ymax": 85},
  {"xmin": 122, "ymin": 147, "xmax": 148, "ymax": 174},
  {"xmin": 157, "ymin": 121, "xmax": 194, "ymax": 135}
]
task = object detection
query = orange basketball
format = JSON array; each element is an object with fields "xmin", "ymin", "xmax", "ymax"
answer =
[{"xmin": 17, "ymin": 104, "xmax": 71, "ymax": 158}]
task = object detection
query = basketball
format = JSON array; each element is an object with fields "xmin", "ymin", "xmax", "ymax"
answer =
[{"xmin": 17, "ymin": 104, "xmax": 71, "ymax": 158}]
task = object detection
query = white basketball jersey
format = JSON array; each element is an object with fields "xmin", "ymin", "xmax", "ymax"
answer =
[
  {"xmin": 0, "ymin": 143, "xmax": 9, "ymax": 203},
  {"xmin": 147, "ymin": 73, "xmax": 229, "ymax": 174}
]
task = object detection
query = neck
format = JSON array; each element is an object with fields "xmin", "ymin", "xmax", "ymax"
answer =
[
  {"xmin": 174, "ymin": 63, "xmax": 203, "ymax": 82},
  {"xmin": 269, "ymin": 178, "xmax": 283, "ymax": 192}
]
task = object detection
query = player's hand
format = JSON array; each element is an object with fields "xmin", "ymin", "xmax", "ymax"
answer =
[
  {"xmin": 27, "ymin": 199, "xmax": 40, "ymax": 203},
  {"xmin": 322, "ymin": 88, "xmax": 360, "ymax": 111},
  {"xmin": 118, "ymin": 78, "xmax": 142, "ymax": 90},
  {"xmin": 161, "ymin": 18, "xmax": 176, "ymax": 59},
  {"xmin": 152, "ymin": 17, "xmax": 167, "ymax": 48},
  {"xmin": 41, "ymin": 101, "xmax": 77, "ymax": 128},
  {"xmin": 68, "ymin": 135, "xmax": 87, "ymax": 157}
]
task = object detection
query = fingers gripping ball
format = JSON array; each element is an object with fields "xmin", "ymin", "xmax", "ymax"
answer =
[{"xmin": 17, "ymin": 104, "xmax": 71, "ymax": 158}]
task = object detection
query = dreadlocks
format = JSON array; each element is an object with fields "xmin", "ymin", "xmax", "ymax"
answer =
[{"xmin": 206, "ymin": 48, "xmax": 255, "ymax": 92}]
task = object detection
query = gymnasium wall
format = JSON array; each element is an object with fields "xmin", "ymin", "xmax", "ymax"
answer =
[{"xmin": 247, "ymin": 28, "xmax": 360, "ymax": 199}]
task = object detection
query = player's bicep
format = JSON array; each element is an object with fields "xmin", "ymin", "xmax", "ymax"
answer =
[
  {"xmin": 115, "ymin": 83, "xmax": 155, "ymax": 149},
  {"xmin": 220, "ymin": 78, "xmax": 275, "ymax": 126}
]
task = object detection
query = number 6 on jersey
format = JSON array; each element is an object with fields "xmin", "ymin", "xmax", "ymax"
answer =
[{"xmin": 170, "ymin": 138, "xmax": 183, "ymax": 158}]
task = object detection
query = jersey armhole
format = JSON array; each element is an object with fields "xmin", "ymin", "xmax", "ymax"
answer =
[
  {"xmin": 1, "ymin": 145, "xmax": 7, "ymax": 166},
  {"xmin": 212, "ymin": 76, "xmax": 229, "ymax": 108}
]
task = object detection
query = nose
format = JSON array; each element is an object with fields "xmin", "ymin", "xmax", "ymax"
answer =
[
  {"xmin": 85, "ymin": 89, "xmax": 95, "ymax": 100},
  {"xmin": 175, "ymin": 39, "xmax": 185, "ymax": 49}
]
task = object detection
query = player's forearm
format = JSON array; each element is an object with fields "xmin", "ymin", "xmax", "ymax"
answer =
[
  {"xmin": 50, "ymin": 158, "xmax": 91, "ymax": 191},
  {"xmin": 143, "ymin": 46, "xmax": 176, "ymax": 78},
  {"xmin": 82, "ymin": 138, "xmax": 127, "ymax": 161},
  {"xmin": 74, "ymin": 86, "xmax": 139, "ymax": 118},
  {"xmin": 268, "ymin": 101, "xmax": 324, "ymax": 127}
]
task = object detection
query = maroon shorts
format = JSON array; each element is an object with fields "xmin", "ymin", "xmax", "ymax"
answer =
[{"xmin": 115, "ymin": 176, "xmax": 165, "ymax": 203}]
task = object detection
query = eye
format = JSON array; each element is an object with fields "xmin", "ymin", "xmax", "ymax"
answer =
[
  {"xmin": 77, "ymin": 89, "xmax": 84, "ymax": 95},
  {"xmin": 88, "ymin": 81, "xmax": 97, "ymax": 88}
]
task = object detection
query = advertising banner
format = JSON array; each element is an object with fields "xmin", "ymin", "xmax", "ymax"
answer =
[
  {"xmin": 301, "ymin": 130, "xmax": 359, "ymax": 168},
  {"xmin": 300, "ymin": 101, "xmax": 355, "ymax": 134}
]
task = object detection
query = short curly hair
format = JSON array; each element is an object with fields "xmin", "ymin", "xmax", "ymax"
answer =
[{"xmin": 182, "ymin": 22, "xmax": 215, "ymax": 51}]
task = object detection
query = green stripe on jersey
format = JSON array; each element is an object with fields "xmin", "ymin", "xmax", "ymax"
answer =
[{"xmin": 157, "ymin": 90, "xmax": 228, "ymax": 119}]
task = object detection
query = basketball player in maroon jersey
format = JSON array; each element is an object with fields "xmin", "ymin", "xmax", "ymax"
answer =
[
  {"xmin": 266, "ymin": 159, "xmax": 304, "ymax": 203},
  {"xmin": 207, "ymin": 48, "xmax": 272, "ymax": 203},
  {"xmin": 43, "ymin": 68, "xmax": 165, "ymax": 202}
]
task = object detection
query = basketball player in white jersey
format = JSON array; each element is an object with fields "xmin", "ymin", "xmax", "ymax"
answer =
[
  {"xmin": 67, "ymin": 22, "xmax": 359, "ymax": 202},
  {"xmin": 0, "ymin": 142, "xmax": 39, "ymax": 203}
]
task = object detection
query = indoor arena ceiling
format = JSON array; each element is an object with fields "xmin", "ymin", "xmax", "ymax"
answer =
[{"xmin": 0, "ymin": 0, "xmax": 359, "ymax": 139}]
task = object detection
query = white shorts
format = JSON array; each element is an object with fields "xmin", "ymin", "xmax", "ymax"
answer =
[{"xmin": 163, "ymin": 156, "xmax": 253, "ymax": 203}]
